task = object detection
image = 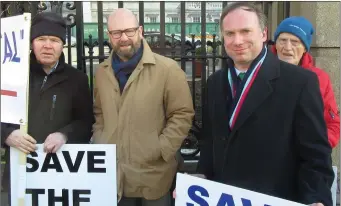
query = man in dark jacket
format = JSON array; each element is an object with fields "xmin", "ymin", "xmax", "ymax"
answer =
[
  {"xmin": 194, "ymin": 2, "xmax": 334, "ymax": 206},
  {"xmin": 1, "ymin": 12, "xmax": 94, "ymax": 198}
]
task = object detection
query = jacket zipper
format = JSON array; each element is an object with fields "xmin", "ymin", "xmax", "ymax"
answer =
[
  {"xmin": 41, "ymin": 75, "xmax": 48, "ymax": 90},
  {"xmin": 40, "ymin": 61, "xmax": 59, "ymax": 90},
  {"xmin": 329, "ymin": 110, "xmax": 335, "ymax": 119},
  {"xmin": 50, "ymin": 95, "xmax": 57, "ymax": 120}
]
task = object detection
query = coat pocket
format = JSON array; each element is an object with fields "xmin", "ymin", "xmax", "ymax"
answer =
[{"xmin": 131, "ymin": 129, "xmax": 162, "ymax": 166}]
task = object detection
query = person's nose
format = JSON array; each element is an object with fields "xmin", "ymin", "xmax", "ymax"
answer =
[
  {"xmin": 43, "ymin": 40, "xmax": 53, "ymax": 49},
  {"xmin": 120, "ymin": 32, "xmax": 129, "ymax": 41},
  {"xmin": 233, "ymin": 33, "xmax": 243, "ymax": 46},
  {"xmin": 283, "ymin": 41, "xmax": 293, "ymax": 51}
]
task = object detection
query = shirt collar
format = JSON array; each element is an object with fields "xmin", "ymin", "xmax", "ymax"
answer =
[
  {"xmin": 234, "ymin": 67, "xmax": 246, "ymax": 76},
  {"xmin": 48, "ymin": 60, "xmax": 59, "ymax": 75}
]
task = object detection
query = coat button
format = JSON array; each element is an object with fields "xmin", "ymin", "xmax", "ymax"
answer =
[{"xmin": 114, "ymin": 89, "xmax": 118, "ymax": 92}]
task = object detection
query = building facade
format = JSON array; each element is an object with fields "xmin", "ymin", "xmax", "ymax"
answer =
[{"xmin": 89, "ymin": 2, "xmax": 223, "ymax": 24}]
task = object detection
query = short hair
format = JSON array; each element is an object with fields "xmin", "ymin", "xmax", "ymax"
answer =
[{"xmin": 220, "ymin": 2, "xmax": 267, "ymax": 31}]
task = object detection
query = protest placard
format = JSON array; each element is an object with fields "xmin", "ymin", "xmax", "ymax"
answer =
[
  {"xmin": 1, "ymin": 13, "xmax": 31, "ymax": 125},
  {"xmin": 175, "ymin": 173, "xmax": 306, "ymax": 206},
  {"xmin": 10, "ymin": 144, "xmax": 117, "ymax": 206}
]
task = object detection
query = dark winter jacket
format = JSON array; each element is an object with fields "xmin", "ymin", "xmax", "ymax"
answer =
[{"xmin": 197, "ymin": 50, "xmax": 334, "ymax": 206}]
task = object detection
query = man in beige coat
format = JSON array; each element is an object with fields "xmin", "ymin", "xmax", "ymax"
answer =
[{"xmin": 92, "ymin": 8, "xmax": 194, "ymax": 206}]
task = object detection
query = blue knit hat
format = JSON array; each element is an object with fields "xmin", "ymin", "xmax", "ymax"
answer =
[{"xmin": 274, "ymin": 16, "xmax": 314, "ymax": 51}]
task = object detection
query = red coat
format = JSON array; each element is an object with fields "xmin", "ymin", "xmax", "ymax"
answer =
[{"xmin": 271, "ymin": 46, "xmax": 340, "ymax": 147}]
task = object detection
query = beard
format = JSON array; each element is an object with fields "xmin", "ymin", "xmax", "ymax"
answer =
[{"xmin": 112, "ymin": 38, "xmax": 142, "ymax": 60}]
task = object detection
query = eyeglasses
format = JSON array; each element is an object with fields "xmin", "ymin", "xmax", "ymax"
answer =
[
  {"xmin": 108, "ymin": 27, "xmax": 139, "ymax": 39},
  {"xmin": 277, "ymin": 38, "xmax": 302, "ymax": 47}
]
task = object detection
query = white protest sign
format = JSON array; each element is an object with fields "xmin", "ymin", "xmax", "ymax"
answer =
[
  {"xmin": 175, "ymin": 173, "xmax": 306, "ymax": 206},
  {"xmin": 10, "ymin": 144, "xmax": 117, "ymax": 206},
  {"xmin": 1, "ymin": 13, "xmax": 31, "ymax": 125}
]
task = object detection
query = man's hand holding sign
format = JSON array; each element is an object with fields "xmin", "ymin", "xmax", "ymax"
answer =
[
  {"xmin": 5, "ymin": 129, "xmax": 37, "ymax": 154},
  {"xmin": 5, "ymin": 129, "xmax": 67, "ymax": 154},
  {"xmin": 43, "ymin": 132, "xmax": 68, "ymax": 153}
]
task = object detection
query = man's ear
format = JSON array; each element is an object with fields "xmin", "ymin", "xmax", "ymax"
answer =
[
  {"xmin": 105, "ymin": 31, "xmax": 111, "ymax": 44},
  {"xmin": 139, "ymin": 26, "xmax": 144, "ymax": 39},
  {"xmin": 262, "ymin": 26, "xmax": 268, "ymax": 42}
]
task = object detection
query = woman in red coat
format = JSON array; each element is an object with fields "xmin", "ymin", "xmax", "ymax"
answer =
[{"xmin": 272, "ymin": 16, "xmax": 340, "ymax": 148}]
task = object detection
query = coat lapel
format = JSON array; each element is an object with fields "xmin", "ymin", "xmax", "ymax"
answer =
[
  {"xmin": 40, "ymin": 74, "xmax": 68, "ymax": 94},
  {"xmin": 213, "ymin": 68, "xmax": 232, "ymax": 139},
  {"xmin": 101, "ymin": 54, "xmax": 120, "ymax": 89},
  {"xmin": 229, "ymin": 52, "xmax": 280, "ymax": 138},
  {"xmin": 105, "ymin": 66, "xmax": 120, "ymax": 89}
]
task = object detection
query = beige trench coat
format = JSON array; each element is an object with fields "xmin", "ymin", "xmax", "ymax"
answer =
[{"xmin": 92, "ymin": 39, "xmax": 194, "ymax": 201}]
